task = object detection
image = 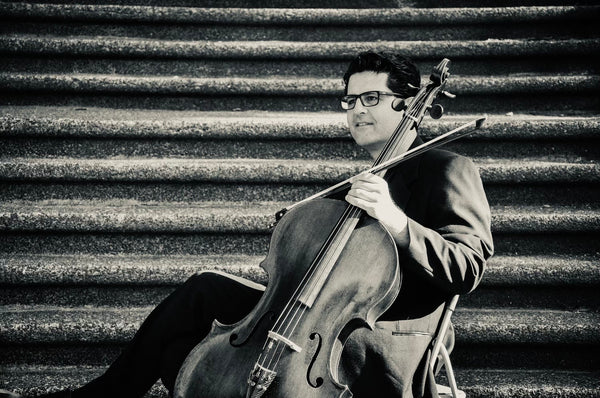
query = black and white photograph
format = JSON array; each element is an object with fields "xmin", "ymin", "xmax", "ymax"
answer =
[{"xmin": 0, "ymin": 0, "xmax": 599, "ymax": 397}]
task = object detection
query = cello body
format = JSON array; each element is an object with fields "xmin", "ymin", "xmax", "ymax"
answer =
[{"xmin": 174, "ymin": 198, "xmax": 401, "ymax": 398}]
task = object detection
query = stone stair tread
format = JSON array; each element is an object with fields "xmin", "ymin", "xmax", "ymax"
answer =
[
  {"xmin": 1, "ymin": 305, "xmax": 598, "ymax": 345},
  {"xmin": 0, "ymin": 253, "xmax": 266, "ymax": 285},
  {"xmin": 2, "ymin": 366, "xmax": 598, "ymax": 398},
  {"xmin": 2, "ymin": 72, "xmax": 597, "ymax": 96},
  {"xmin": 1, "ymin": 367, "xmax": 599, "ymax": 398},
  {"xmin": 3, "ymin": 4, "xmax": 598, "ymax": 25},
  {"xmin": 2, "ymin": 35, "xmax": 599, "ymax": 58},
  {"xmin": 1, "ymin": 253, "xmax": 598, "ymax": 286},
  {"xmin": 0, "ymin": 200, "xmax": 599, "ymax": 233},
  {"xmin": 456, "ymin": 369, "xmax": 600, "ymax": 396},
  {"xmin": 1, "ymin": 3, "xmax": 598, "ymax": 392},
  {"xmin": 2, "ymin": 106, "xmax": 599, "ymax": 140},
  {"xmin": 0, "ymin": 200, "xmax": 282, "ymax": 233},
  {"xmin": 0, "ymin": 365, "xmax": 167, "ymax": 397},
  {"xmin": 483, "ymin": 254, "xmax": 600, "ymax": 286},
  {"xmin": 1, "ymin": 158, "xmax": 599, "ymax": 182}
]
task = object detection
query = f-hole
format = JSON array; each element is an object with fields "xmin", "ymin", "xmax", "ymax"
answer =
[{"xmin": 306, "ymin": 332, "xmax": 323, "ymax": 388}]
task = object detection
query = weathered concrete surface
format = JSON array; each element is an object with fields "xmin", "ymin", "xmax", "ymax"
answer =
[
  {"xmin": 1, "ymin": 158, "xmax": 599, "ymax": 184},
  {"xmin": 0, "ymin": 365, "xmax": 167, "ymax": 397},
  {"xmin": 2, "ymin": 4, "xmax": 598, "ymax": 25},
  {"xmin": 4, "ymin": 366, "xmax": 597, "ymax": 398},
  {"xmin": 0, "ymin": 200, "xmax": 598, "ymax": 233},
  {"xmin": 2, "ymin": 72, "xmax": 597, "ymax": 95},
  {"xmin": 1, "ymin": 305, "xmax": 598, "ymax": 345},
  {"xmin": 0, "ymin": 253, "xmax": 265, "ymax": 285},
  {"xmin": 2, "ymin": 253, "xmax": 598, "ymax": 286},
  {"xmin": 2, "ymin": 36, "xmax": 600, "ymax": 59},
  {"xmin": 2, "ymin": 108, "xmax": 598, "ymax": 140}
]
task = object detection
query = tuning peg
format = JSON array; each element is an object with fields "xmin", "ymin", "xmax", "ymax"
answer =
[
  {"xmin": 429, "ymin": 104, "xmax": 444, "ymax": 119},
  {"xmin": 441, "ymin": 91, "xmax": 456, "ymax": 99}
]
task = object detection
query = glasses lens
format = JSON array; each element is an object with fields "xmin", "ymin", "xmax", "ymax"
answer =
[
  {"xmin": 341, "ymin": 96, "xmax": 356, "ymax": 110},
  {"xmin": 361, "ymin": 92, "xmax": 379, "ymax": 107}
]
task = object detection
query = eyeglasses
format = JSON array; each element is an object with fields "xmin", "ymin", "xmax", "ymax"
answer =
[{"xmin": 340, "ymin": 91, "xmax": 402, "ymax": 110}]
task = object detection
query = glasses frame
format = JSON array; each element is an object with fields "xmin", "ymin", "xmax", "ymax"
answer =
[{"xmin": 340, "ymin": 90, "xmax": 403, "ymax": 110}]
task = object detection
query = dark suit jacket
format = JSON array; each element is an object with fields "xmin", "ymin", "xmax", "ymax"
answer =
[
  {"xmin": 383, "ymin": 140, "xmax": 494, "ymax": 320},
  {"xmin": 335, "ymin": 139, "xmax": 494, "ymax": 397}
]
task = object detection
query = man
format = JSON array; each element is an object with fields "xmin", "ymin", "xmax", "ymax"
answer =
[{"xmin": 1, "ymin": 51, "xmax": 493, "ymax": 398}]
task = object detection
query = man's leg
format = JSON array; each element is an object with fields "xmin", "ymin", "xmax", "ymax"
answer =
[{"xmin": 67, "ymin": 271, "xmax": 265, "ymax": 398}]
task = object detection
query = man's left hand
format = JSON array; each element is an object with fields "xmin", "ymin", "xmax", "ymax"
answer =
[
  {"xmin": 345, "ymin": 172, "xmax": 409, "ymax": 246},
  {"xmin": 345, "ymin": 172, "xmax": 396, "ymax": 220}
]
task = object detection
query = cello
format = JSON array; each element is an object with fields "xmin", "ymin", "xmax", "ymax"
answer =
[{"xmin": 174, "ymin": 59, "xmax": 480, "ymax": 398}]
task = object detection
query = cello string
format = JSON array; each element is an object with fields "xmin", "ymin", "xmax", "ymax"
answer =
[
  {"xmin": 273, "ymin": 89, "xmax": 426, "ymax": 332},
  {"xmin": 258, "ymin": 84, "xmax": 433, "ymax": 373},
  {"xmin": 270, "ymin": 202, "xmax": 356, "ymax": 332},
  {"xmin": 265, "ymin": 203, "xmax": 363, "ymax": 368},
  {"xmin": 268, "ymin": 205, "xmax": 364, "ymax": 369},
  {"xmin": 266, "ymin": 94, "xmax": 430, "ymax": 367},
  {"xmin": 373, "ymin": 88, "xmax": 426, "ymax": 166},
  {"xmin": 261, "ymin": 203, "xmax": 358, "ymax": 369},
  {"xmin": 381, "ymin": 100, "xmax": 427, "ymax": 165},
  {"xmin": 270, "ymin": 203, "xmax": 357, "ymax": 338},
  {"xmin": 261, "ymin": 89, "xmax": 431, "ymax": 371}
]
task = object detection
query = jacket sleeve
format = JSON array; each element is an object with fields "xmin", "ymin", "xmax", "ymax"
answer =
[{"xmin": 402, "ymin": 154, "xmax": 494, "ymax": 295}]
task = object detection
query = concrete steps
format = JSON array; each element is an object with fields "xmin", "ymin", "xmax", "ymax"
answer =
[
  {"xmin": 3, "ymin": 253, "xmax": 598, "ymax": 289},
  {"xmin": 1, "ymin": 5, "xmax": 598, "ymax": 41},
  {"xmin": 1, "ymin": 110, "xmax": 598, "ymax": 161},
  {"xmin": 2, "ymin": 71, "xmax": 597, "ymax": 112},
  {"xmin": 1, "ymin": 253, "xmax": 598, "ymax": 309},
  {"xmin": 2, "ymin": 366, "xmax": 598, "ymax": 398},
  {"xmin": 1, "ymin": 2, "xmax": 599, "ymax": 396},
  {"xmin": 1, "ymin": 0, "xmax": 598, "ymax": 9},
  {"xmin": 0, "ymin": 200, "xmax": 598, "ymax": 234},
  {"xmin": 1, "ymin": 306, "xmax": 598, "ymax": 367},
  {"xmin": 2, "ymin": 5, "xmax": 598, "ymax": 113},
  {"xmin": 1, "ymin": 157, "xmax": 598, "ymax": 206}
]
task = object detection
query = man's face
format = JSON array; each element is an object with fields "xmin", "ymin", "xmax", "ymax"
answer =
[{"xmin": 346, "ymin": 71, "xmax": 406, "ymax": 158}]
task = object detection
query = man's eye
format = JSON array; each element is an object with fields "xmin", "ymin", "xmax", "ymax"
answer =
[
  {"xmin": 364, "ymin": 94, "xmax": 378, "ymax": 103},
  {"xmin": 346, "ymin": 97, "xmax": 356, "ymax": 105}
]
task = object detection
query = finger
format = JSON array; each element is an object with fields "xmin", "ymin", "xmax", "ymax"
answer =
[
  {"xmin": 354, "ymin": 173, "xmax": 388, "ymax": 188},
  {"xmin": 345, "ymin": 194, "xmax": 374, "ymax": 211},
  {"xmin": 349, "ymin": 171, "xmax": 371, "ymax": 184},
  {"xmin": 347, "ymin": 187, "xmax": 379, "ymax": 203},
  {"xmin": 351, "ymin": 179, "xmax": 387, "ymax": 195}
]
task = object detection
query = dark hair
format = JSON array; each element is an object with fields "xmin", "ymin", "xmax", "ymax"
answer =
[{"xmin": 343, "ymin": 51, "xmax": 420, "ymax": 97}]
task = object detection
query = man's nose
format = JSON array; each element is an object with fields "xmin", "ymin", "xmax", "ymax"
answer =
[{"xmin": 353, "ymin": 99, "xmax": 368, "ymax": 113}]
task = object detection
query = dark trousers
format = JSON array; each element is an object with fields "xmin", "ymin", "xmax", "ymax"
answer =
[{"xmin": 72, "ymin": 271, "xmax": 445, "ymax": 398}]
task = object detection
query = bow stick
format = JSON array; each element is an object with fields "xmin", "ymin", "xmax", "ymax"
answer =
[{"xmin": 270, "ymin": 116, "xmax": 486, "ymax": 227}]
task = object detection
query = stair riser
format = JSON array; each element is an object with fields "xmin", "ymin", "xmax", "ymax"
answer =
[
  {"xmin": 3, "ymin": 367, "xmax": 598, "ymax": 398},
  {"xmin": 0, "ymin": 0, "xmax": 404, "ymax": 8},
  {"xmin": 0, "ymin": 234, "xmax": 598, "ymax": 255},
  {"xmin": 2, "ymin": 342, "xmax": 597, "ymax": 371},
  {"xmin": 2, "ymin": 286, "xmax": 598, "ymax": 310},
  {"xmin": 3, "ymin": 138, "xmax": 598, "ymax": 162},
  {"xmin": 3, "ymin": 21, "xmax": 596, "ymax": 42},
  {"xmin": 3, "ymin": 56, "xmax": 595, "ymax": 77},
  {"xmin": 1, "ymin": 0, "xmax": 599, "ymax": 9},
  {"xmin": 1, "ymin": 183, "xmax": 599, "ymax": 207},
  {"xmin": 452, "ymin": 345, "xmax": 600, "ymax": 371},
  {"xmin": 2, "ymin": 93, "xmax": 599, "ymax": 114}
]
